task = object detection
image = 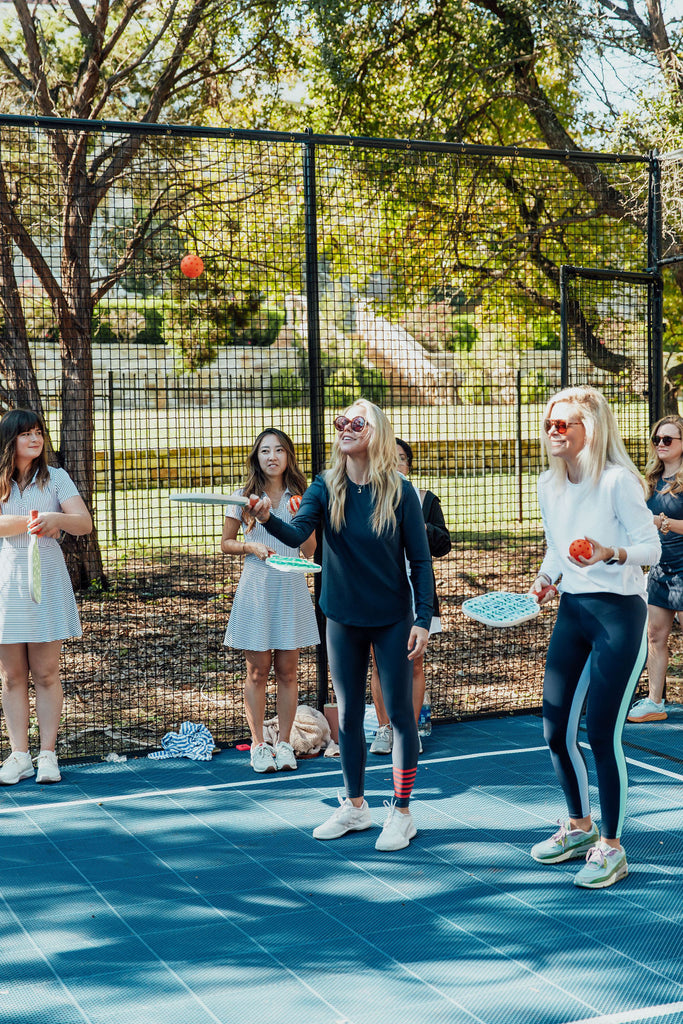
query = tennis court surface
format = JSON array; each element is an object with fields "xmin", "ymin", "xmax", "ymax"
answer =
[{"xmin": 1, "ymin": 710, "xmax": 682, "ymax": 1024}]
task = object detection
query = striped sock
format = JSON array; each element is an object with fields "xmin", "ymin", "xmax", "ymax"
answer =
[{"xmin": 393, "ymin": 765, "xmax": 417, "ymax": 803}]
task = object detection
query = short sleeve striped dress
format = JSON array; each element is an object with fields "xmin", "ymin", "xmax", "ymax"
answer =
[
  {"xmin": 223, "ymin": 490, "xmax": 320, "ymax": 652},
  {"xmin": 0, "ymin": 467, "xmax": 82, "ymax": 642}
]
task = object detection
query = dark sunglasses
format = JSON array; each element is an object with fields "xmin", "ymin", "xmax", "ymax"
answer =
[
  {"xmin": 544, "ymin": 419, "xmax": 581, "ymax": 435},
  {"xmin": 334, "ymin": 415, "xmax": 367, "ymax": 433},
  {"xmin": 653, "ymin": 434, "xmax": 681, "ymax": 447}
]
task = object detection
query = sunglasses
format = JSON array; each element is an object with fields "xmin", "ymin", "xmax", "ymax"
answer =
[
  {"xmin": 544, "ymin": 419, "xmax": 582, "ymax": 435},
  {"xmin": 653, "ymin": 434, "xmax": 681, "ymax": 447},
  {"xmin": 334, "ymin": 415, "xmax": 367, "ymax": 433}
]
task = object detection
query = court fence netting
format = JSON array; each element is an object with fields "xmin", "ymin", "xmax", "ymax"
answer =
[{"xmin": 0, "ymin": 114, "xmax": 679, "ymax": 760}]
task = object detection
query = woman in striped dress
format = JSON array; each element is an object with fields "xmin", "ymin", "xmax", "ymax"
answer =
[
  {"xmin": 222, "ymin": 429, "xmax": 319, "ymax": 774},
  {"xmin": 0, "ymin": 408, "xmax": 92, "ymax": 786}
]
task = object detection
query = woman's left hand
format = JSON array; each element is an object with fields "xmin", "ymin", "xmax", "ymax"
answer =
[
  {"xmin": 28, "ymin": 512, "xmax": 62, "ymax": 540},
  {"xmin": 407, "ymin": 626, "xmax": 429, "ymax": 661},
  {"xmin": 568, "ymin": 536, "xmax": 613, "ymax": 566}
]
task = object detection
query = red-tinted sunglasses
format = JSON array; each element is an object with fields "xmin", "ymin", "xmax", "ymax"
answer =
[
  {"xmin": 544, "ymin": 418, "xmax": 581, "ymax": 435},
  {"xmin": 334, "ymin": 415, "xmax": 367, "ymax": 433}
]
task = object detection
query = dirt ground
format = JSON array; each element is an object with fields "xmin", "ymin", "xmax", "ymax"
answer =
[{"xmin": 4, "ymin": 546, "xmax": 681, "ymax": 761}]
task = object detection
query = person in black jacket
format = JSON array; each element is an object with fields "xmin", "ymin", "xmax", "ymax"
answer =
[
  {"xmin": 370, "ymin": 438, "xmax": 451, "ymax": 754},
  {"xmin": 249, "ymin": 401, "xmax": 433, "ymax": 852}
]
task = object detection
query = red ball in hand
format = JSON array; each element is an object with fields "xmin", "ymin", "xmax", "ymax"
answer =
[
  {"xmin": 569, "ymin": 538, "xmax": 593, "ymax": 561},
  {"xmin": 180, "ymin": 253, "xmax": 204, "ymax": 278},
  {"xmin": 289, "ymin": 494, "xmax": 302, "ymax": 514}
]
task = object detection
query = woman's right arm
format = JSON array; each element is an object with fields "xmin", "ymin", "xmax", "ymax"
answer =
[
  {"xmin": 0, "ymin": 514, "xmax": 30, "ymax": 537},
  {"xmin": 221, "ymin": 515, "xmax": 272, "ymax": 560},
  {"xmin": 253, "ymin": 479, "xmax": 323, "ymax": 548}
]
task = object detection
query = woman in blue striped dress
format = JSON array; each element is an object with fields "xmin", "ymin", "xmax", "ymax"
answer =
[
  {"xmin": 222, "ymin": 429, "xmax": 319, "ymax": 775},
  {"xmin": 0, "ymin": 409, "xmax": 92, "ymax": 786}
]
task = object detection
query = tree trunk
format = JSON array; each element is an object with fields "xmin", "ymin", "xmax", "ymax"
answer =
[{"xmin": 57, "ymin": 166, "xmax": 105, "ymax": 589}]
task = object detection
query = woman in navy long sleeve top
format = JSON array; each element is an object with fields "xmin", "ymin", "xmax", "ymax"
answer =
[{"xmin": 250, "ymin": 399, "xmax": 433, "ymax": 853}]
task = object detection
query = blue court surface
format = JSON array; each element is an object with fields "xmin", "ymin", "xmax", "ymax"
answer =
[{"xmin": 1, "ymin": 710, "xmax": 683, "ymax": 1024}]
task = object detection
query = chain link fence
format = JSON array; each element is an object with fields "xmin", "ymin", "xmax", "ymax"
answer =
[{"xmin": 0, "ymin": 116, "xmax": 663, "ymax": 759}]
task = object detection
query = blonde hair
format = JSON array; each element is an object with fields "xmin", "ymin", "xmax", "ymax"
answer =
[
  {"xmin": 324, "ymin": 398, "xmax": 402, "ymax": 534},
  {"xmin": 644, "ymin": 415, "xmax": 683, "ymax": 497},
  {"xmin": 540, "ymin": 385, "xmax": 646, "ymax": 495}
]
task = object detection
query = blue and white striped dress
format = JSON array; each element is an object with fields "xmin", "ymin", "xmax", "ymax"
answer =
[
  {"xmin": 224, "ymin": 489, "xmax": 320, "ymax": 652},
  {"xmin": 0, "ymin": 467, "xmax": 82, "ymax": 643}
]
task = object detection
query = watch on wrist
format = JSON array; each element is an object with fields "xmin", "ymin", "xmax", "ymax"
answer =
[
  {"xmin": 660, "ymin": 515, "xmax": 671, "ymax": 534},
  {"xmin": 605, "ymin": 547, "xmax": 620, "ymax": 565}
]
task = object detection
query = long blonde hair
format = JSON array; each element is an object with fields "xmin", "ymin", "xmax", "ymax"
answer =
[
  {"xmin": 324, "ymin": 398, "xmax": 402, "ymax": 534},
  {"xmin": 540, "ymin": 385, "xmax": 646, "ymax": 495},
  {"xmin": 644, "ymin": 415, "xmax": 683, "ymax": 497}
]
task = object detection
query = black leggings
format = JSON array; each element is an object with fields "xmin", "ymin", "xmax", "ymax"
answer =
[
  {"xmin": 543, "ymin": 592, "xmax": 647, "ymax": 840},
  {"xmin": 326, "ymin": 611, "xmax": 418, "ymax": 807}
]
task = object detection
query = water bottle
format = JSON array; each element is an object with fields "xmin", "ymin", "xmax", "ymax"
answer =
[{"xmin": 418, "ymin": 693, "xmax": 432, "ymax": 737}]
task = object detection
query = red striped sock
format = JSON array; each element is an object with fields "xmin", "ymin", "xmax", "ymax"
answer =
[{"xmin": 393, "ymin": 765, "xmax": 417, "ymax": 802}]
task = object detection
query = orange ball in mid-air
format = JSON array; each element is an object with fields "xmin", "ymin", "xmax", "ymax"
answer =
[
  {"xmin": 289, "ymin": 494, "xmax": 302, "ymax": 514},
  {"xmin": 180, "ymin": 253, "xmax": 204, "ymax": 278},
  {"xmin": 569, "ymin": 538, "xmax": 593, "ymax": 561}
]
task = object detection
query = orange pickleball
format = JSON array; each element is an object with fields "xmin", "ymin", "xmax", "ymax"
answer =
[
  {"xmin": 569, "ymin": 538, "xmax": 593, "ymax": 561},
  {"xmin": 180, "ymin": 253, "xmax": 204, "ymax": 278}
]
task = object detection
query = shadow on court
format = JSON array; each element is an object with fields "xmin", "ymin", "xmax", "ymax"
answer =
[{"xmin": 0, "ymin": 712, "xmax": 682, "ymax": 1024}]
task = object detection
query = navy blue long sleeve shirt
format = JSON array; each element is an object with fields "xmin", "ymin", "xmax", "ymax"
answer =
[{"xmin": 262, "ymin": 473, "xmax": 434, "ymax": 629}]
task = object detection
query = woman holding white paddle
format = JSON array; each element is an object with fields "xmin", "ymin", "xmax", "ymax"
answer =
[
  {"xmin": 0, "ymin": 408, "xmax": 91, "ymax": 786},
  {"xmin": 251, "ymin": 399, "xmax": 433, "ymax": 852},
  {"xmin": 528, "ymin": 386, "xmax": 659, "ymax": 889},
  {"xmin": 222, "ymin": 428, "xmax": 319, "ymax": 775}
]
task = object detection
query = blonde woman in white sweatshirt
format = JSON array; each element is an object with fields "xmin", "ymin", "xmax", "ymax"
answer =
[{"xmin": 528, "ymin": 386, "xmax": 660, "ymax": 890}]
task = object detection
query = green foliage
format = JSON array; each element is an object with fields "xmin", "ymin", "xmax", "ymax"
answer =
[
  {"xmin": 520, "ymin": 370, "xmax": 553, "ymax": 405},
  {"xmin": 135, "ymin": 309, "xmax": 166, "ymax": 346},
  {"xmin": 442, "ymin": 317, "xmax": 479, "ymax": 353},
  {"xmin": 355, "ymin": 363, "xmax": 387, "ymax": 405},
  {"xmin": 326, "ymin": 367, "xmax": 357, "ymax": 407},
  {"xmin": 530, "ymin": 322, "xmax": 561, "ymax": 350},
  {"xmin": 91, "ymin": 314, "xmax": 119, "ymax": 346},
  {"xmin": 270, "ymin": 368, "xmax": 305, "ymax": 407}
]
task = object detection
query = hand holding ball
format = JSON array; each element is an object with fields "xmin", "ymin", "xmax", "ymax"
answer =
[
  {"xmin": 289, "ymin": 495, "xmax": 302, "ymax": 514},
  {"xmin": 180, "ymin": 253, "xmax": 204, "ymax": 279},
  {"xmin": 569, "ymin": 538, "xmax": 593, "ymax": 561}
]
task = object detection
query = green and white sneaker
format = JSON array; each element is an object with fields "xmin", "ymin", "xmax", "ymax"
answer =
[
  {"xmin": 574, "ymin": 841, "xmax": 628, "ymax": 889},
  {"xmin": 531, "ymin": 820, "xmax": 599, "ymax": 864}
]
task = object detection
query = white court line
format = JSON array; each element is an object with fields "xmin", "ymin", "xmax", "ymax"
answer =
[
  {"xmin": 2, "ymin": 741, "xmax": 681, "ymax": 817},
  {"xmin": 559, "ymin": 1000, "xmax": 683, "ymax": 1024},
  {"xmin": 0, "ymin": 744, "xmax": 548, "ymax": 816}
]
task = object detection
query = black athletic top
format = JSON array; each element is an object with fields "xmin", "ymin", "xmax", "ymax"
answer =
[{"xmin": 261, "ymin": 473, "xmax": 434, "ymax": 629}]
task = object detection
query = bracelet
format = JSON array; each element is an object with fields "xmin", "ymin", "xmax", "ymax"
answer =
[
  {"xmin": 537, "ymin": 572, "xmax": 552, "ymax": 585},
  {"xmin": 660, "ymin": 515, "xmax": 671, "ymax": 534}
]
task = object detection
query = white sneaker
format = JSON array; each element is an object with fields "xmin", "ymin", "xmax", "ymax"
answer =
[
  {"xmin": 370, "ymin": 724, "xmax": 393, "ymax": 755},
  {"xmin": 250, "ymin": 743, "xmax": 276, "ymax": 773},
  {"xmin": 35, "ymin": 750, "xmax": 61, "ymax": 784},
  {"xmin": 0, "ymin": 750, "xmax": 34, "ymax": 785},
  {"xmin": 274, "ymin": 741, "xmax": 297, "ymax": 771},
  {"xmin": 313, "ymin": 794, "xmax": 372, "ymax": 840},
  {"xmin": 375, "ymin": 800, "xmax": 417, "ymax": 851}
]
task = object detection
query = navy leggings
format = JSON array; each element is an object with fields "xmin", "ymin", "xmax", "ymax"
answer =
[
  {"xmin": 326, "ymin": 611, "xmax": 418, "ymax": 807},
  {"xmin": 543, "ymin": 592, "xmax": 647, "ymax": 840}
]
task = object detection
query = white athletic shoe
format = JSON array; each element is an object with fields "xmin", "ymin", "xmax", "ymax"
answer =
[
  {"xmin": 375, "ymin": 800, "xmax": 417, "ymax": 851},
  {"xmin": 370, "ymin": 724, "xmax": 393, "ymax": 755},
  {"xmin": 0, "ymin": 750, "xmax": 34, "ymax": 785},
  {"xmin": 250, "ymin": 743, "xmax": 276, "ymax": 774},
  {"xmin": 274, "ymin": 741, "xmax": 297, "ymax": 771},
  {"xmin": 313, "ymin": 794, "xmax": 372, "ymax": 840},
  {"xmin": 35, "ymin": 750, "xmax": 61, "ymax": 784}
]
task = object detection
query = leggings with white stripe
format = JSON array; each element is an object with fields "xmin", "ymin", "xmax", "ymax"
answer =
[
  {"xmin": 326, "ymin": 610, "xmax": 418, "ymax": 807},
  {"xmin": 542, "ymin": 592, "xmax": 647, "ymax": 840}
]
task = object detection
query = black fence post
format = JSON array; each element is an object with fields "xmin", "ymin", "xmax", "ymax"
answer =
[
  {"xmin": 107, "ymin": 370, "xmax": 117, "ymax": 544},
  {"xmin": 648, "ymin": 150, "xmax": 664, "ymax": 424},
  {"xmin": 303, "ymin": 129, "xmax": 329, "ymax": 710}
]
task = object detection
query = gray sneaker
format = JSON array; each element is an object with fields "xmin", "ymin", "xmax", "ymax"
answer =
[
  {"xmin": 35, "ymin": 750, "xmax": 61, "ymax": 784},
  {"xmin": 250, "ymin": 743, "xmax": 276, "ymax": 774},
  {"xmin": 313, "ymin": 794, "xmax": 372, "ymax": 840},
  {"xmin": 370, "ymin": 724, "xmax": 393, "ymax": 755},
  {"xmin": 531, "ymin": 820, "xmax": 599, "ymax": 864}
]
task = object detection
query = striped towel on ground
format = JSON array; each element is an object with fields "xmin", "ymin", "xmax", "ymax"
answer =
[{"xmin": 147, "ymin": 721, "xmax": 215, "ymax": 761}]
